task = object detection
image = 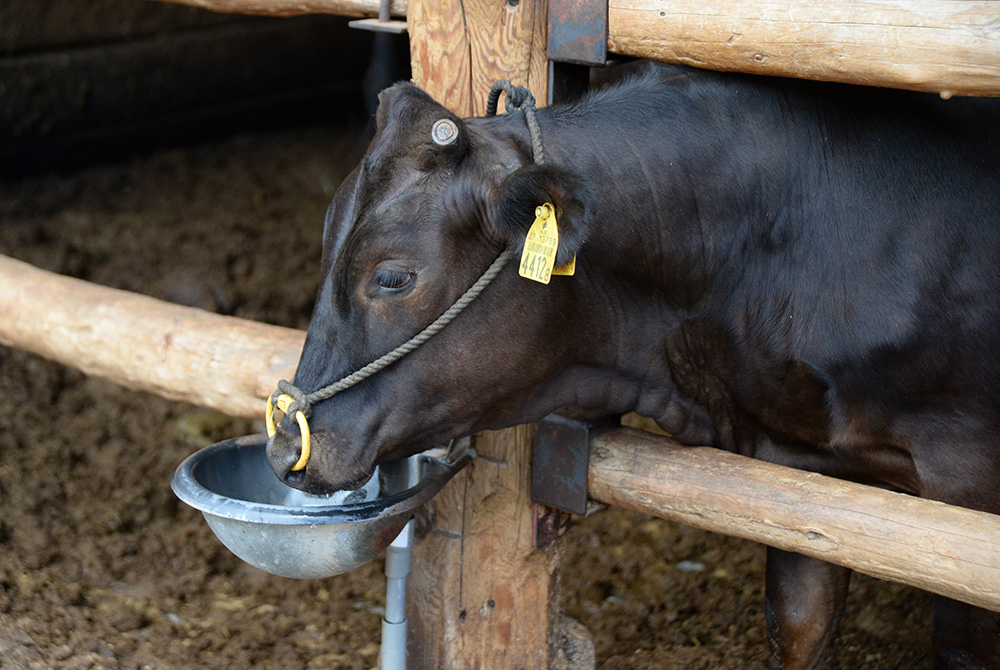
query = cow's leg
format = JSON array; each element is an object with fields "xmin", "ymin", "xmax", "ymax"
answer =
[
  {"xmin": 914, "ymin": 438, "xmax": 1000, "ymax": 669},
  {"xmin": 765, "ymin": 547, "xmax": 851, "ymax": 670},
  {"xmin": 933, "ymin": 596, "xmax": 1000, "ymax": 670}
]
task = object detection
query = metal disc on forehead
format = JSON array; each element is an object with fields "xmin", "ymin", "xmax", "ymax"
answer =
[{"xmin": 431, "ymin": 118, "xmax": 459, "ymax": 146}]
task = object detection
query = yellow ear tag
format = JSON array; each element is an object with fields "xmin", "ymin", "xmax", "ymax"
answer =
[
  {"xmin": 519, "ymin": 203, "xmax": 560, "ymax": 284},
  {"xmin": 552, "ymin": 255, "xmax": 576, "ymax": 276}
]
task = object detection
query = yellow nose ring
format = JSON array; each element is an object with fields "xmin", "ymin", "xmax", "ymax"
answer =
[{"xmin": 266, "ymin": 393, "xmax": 311, "ymax": 472}]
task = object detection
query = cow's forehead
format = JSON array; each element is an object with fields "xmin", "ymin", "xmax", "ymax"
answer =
[
  {"xmin": 358, "ymin": 161, "xmax": 454, "ymax": 232},
  {"xmin": 326, "ymin": 162, "xmax": 461, "ymax": 272},
  {"xmin": 323, "ymin": 155, "xmax": 414, "ymax": 254},
  {"xmin": 325, "ymin": 113, "xmax": 521, "ymax": 277}
]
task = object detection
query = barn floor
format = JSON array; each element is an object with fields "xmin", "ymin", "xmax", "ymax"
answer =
[{"xmin": 0, "ymin": 123, "xmax": 934, "ymax": 669}]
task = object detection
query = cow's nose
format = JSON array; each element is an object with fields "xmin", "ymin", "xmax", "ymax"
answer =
[{"xmin": 266, "ymin": 426, "xmax": 306, "ymax": 483}]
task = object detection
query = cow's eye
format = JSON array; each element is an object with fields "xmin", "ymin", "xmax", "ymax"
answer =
[{"xmin": 374, "ymin": 268, "xmax": 414, "ymax": 292}]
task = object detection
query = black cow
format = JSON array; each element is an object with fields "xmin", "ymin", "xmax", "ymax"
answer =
[{"xmin": 267, "ymin": 62, "xmax": 1000, "ymax": 669}]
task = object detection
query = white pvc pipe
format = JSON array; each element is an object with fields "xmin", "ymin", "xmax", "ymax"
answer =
[{"xmin": 379, "ymin": 520, "xmax": 414, "ymax": 670}]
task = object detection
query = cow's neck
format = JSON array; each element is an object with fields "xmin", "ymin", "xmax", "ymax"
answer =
[
  {"xmin": 526, "ymin": 76, "xmax": 811, "ymax": 448},
  {"xmin": 537, "ymin": 84, "xmax": 794, "ymax": 309}
]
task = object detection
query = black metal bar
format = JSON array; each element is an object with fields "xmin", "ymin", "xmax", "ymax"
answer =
[
  {"xmin": 531, "ymin": 410, "xmax": 619, "ymax": 516},
  {"xmin": 547, "ymin": 0, "xmax": 608, "ymax": 66}
]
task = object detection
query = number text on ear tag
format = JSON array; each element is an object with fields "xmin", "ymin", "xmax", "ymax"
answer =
[{"xmin": 519, "ymin": 203, "xmax": 559, "ymax": 284}]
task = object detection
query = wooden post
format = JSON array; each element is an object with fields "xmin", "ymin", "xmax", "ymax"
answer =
[
  {"xmin": 404, "ymin": 2, "xmax": 580, "ymax": 669},
  {"xmin": 408, "ymin": 0, "xmax": 548, "ymax": 117},
  {"xmin": 405, "ymin": 427, "xmax": 574, "ymax": 669}
]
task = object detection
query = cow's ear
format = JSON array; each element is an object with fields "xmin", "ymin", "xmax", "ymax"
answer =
[
  {"xmin": 372, "ymin": 82, "xmax": 468, "ymax": 167},
  {"xmin": 489, "ymin": 164, "xmax": 595, "ymax": 266}
]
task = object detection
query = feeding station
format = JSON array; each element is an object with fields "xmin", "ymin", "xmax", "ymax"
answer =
[
  {"xmin": 170, "ymin": 433, "xmax": 474, "ymax": 668},
  {"xmin": 1, "ymin": 0, "xmax": 1000, "ymax": 669}
]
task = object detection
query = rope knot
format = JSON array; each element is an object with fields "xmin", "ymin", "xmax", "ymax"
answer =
[
  {"xmin": 486, "ymin": 80, "xmax": 536, "ymax": 116},
  {"xmin": 485, "ymin": 79, "xmax": 544, "ymax": 165},
  {"xmin": 276, "ymin": 379, "xmax": 311, "ymax": 418}
]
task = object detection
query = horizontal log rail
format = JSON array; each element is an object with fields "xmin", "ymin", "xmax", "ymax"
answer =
[
  {"xmin": 2, "ymin": 253, "xmax": 998, "ymax": 611},
  {"xmin": 590, "ymin": 427, "xmax": 1000, "ymax": 613},
  {"xmin": 607, "ymin": 0, "xmax": 1000, "ymax": 97},
  {"xmin": 156, "ymin": 0, "xmax": 1000, "ymax": 96},
  {"xmin": 0, "ymin": 255, "xmax": 301, "ymax": 419}
]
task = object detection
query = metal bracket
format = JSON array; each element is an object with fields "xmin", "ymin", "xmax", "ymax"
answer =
[
  {"xmin": 531, "ymin": 409, "xmax": 619, "ymax": 516},
  {"xmin": 349, "ymin": 0, "xmax": 407, "ymax": 34},
  {"xmin": 547, "ymin": 0, "xmax": 609, "ymax": 66},
  {"xmin": 349, "ymin": 18, "xmax": 407, "ymax": 34}
]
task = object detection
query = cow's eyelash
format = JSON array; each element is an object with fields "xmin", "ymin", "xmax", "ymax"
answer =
[{"xmin": 374, "ymin": 269, "xmax": 414, "ymax": 291}]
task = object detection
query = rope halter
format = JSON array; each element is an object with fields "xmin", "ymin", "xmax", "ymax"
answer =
[{"xmin": 267, "ymin": 79, "xmax": 544, "ymax": 472}]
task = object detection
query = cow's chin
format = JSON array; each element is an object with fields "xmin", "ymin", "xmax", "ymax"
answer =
[
  {"xmin": 265, "ymin": 428, "xmax": 378, "ymax": 495},
  {"xmin": 280, "ymin": 466, "xmax": 373, "ymax": 496}
]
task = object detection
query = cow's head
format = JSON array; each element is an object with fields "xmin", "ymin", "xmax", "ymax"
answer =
[{"xmin": 266, "ymin": 82, "xmax": 596, "ymax": 493}]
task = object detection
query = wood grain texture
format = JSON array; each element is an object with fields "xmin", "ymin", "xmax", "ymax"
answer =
[
  {"xmin": 405, "ymin": 2, "xmax": 563, "ymax": 668},
  {"xmin": 409, "ymin": 0, "xmax": 547, "ymax": 117},
  {"xmin": 608, "ymin": 0, "xmax": 1000, "ymax": 96},
  {"xmin": 156, "ymin": 0, "xmax": 406, "ymax": 18},
  {"xmin": 589, "ymin": 427, "xmax": 1000, "ymax": 612},
  {"xmin": 407, "ymin": 426, "xmax": 567, "ymax": 669},
  {"xmin": 0, "ymin": 255, "xmax": 302, "ymax": 420}
]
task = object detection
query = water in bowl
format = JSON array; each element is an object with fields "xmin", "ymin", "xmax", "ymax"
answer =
[{"xmin": 281, "ymin": 466, "xmax": 381, "ymax": 508}]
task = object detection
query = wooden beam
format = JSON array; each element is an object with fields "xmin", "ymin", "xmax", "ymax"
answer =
[
  {"xmin": 159, "ymin": 0, "xmax": 998, "ymax": 95},
  {"xmin": 155, "ymin": 0, "xmax": 406, "ymax": 18},
  {"xmin": 589, "ymin": 427, "xmax": 1000, "ymax": 613},
  {"xmin": 405, "ymin": 2, "xmax": 570, "ymax": 669},
  {"xmin": 0, "ymin": 254, "xmax": 302, "ymax": 420},
  {"xmin": 607, "ymin": 0, "xmax": 1000, "ymax": 97},
  {"xmin": 408, "ymin": 0, "xmax": 548, "ymax": 117}
]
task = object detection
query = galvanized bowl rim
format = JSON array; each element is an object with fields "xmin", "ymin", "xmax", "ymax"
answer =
[{"xmin": 171, "ymin": 434, "xmax": 428, "ymax": 526}]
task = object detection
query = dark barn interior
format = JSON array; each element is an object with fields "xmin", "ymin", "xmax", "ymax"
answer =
[{"xmin": 0, "ymin": 0, "xmax": 404, "ymax": 176}]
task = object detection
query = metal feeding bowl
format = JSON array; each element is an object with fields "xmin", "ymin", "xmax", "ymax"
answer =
[{"xmin": 171, "ymin": 434, "xmax": 472, "ymax": 579}]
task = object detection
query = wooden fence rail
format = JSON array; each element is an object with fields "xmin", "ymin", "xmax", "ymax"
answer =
[
  {"xmin": 590, "ymin": 427, "xmax": 1000, "ymax": 613},
  {"xmin": 607, "ymin": 0, "xmax": 1000, "ymax": 97},
  {"xmin": 158, "ymin": 0, "xmax": 405, "ymax": 18},
  {"xmin": 157, "ymin": 0, "xmax": 1000, "ymax": 95},
  {"xmin": 0, "ymin": 255, "xmax": 301, "ymax": 420},
  {"xmin": 2, "ymin": 253, "xmax": 998, "ymax": 614}
]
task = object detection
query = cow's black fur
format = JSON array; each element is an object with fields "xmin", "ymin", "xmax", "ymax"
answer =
[{"xmin": 269, "ymin": 63, "xmax": 1000, "ymax": 668}]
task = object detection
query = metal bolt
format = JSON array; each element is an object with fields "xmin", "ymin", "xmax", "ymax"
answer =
[{"xmin": 431, "ymin": 118, "xmax": 459, "ymax": 146}]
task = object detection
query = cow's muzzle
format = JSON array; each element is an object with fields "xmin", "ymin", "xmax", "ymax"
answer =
[
  {"xmin": 265, "ymin": 419, "xmax": 309, "ymax": 486},
  {"xmin": 266, "ymin": 413, "xmax": 375, "ymax": 494},
  {"xmin": 266, "ymin": 392, "xmax": 311, "ymax": 471}
]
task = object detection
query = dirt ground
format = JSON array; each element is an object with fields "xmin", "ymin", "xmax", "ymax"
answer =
[{"xmin": 0, "ymin": 123, "xmax": 935, "ymax": 669}]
